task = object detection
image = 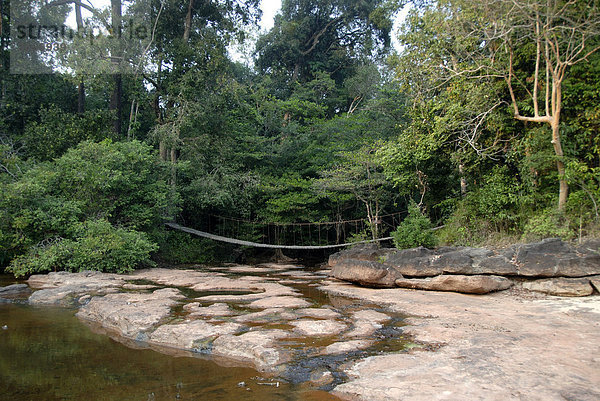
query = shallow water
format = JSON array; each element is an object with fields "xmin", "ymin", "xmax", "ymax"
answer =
[
  {"xmin": 0, "ymin": 275, "xmax": 337, "ymax": 401},
  {"xmin": 0, "ymin": 264, "xmax": 411, "ymax": 400}
]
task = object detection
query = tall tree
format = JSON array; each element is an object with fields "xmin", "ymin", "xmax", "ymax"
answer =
[
  {"xmin": 256, "ymin": 0, "xmax": 394, "ymax": 87},
  {"xmin": 434, "ymin": 0, "xmax": 600, "ymax": 210},
  {"xmin": 110, "ymin": 0, "xmax": 123, "ymax": 136}
]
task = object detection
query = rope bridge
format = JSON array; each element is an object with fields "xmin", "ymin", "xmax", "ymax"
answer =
[{"xmin": 165, "ymin": 212, "xmax": 405, "ymax": 250}]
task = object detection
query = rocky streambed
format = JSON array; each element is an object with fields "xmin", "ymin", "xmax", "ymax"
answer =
[
  {"xmin": 16, "ymin": 263, "xmax": 412, "ymax": 392},
  {"xmin": 2, "ymin": 238, "xmax": 600, "ymax": 400}
]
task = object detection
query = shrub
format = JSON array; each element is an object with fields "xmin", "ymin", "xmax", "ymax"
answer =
[
  {"xmin": 392, "ymin": 201, "xmax": 437, "ymax": 249},
  {"xmin": 7, "ymin": 219, "xmax": 157, "ymax": 277},
  {"xmin": 522, "ymin": 209, "xmax": 572, "ymax": 241},
  {"xmin": 1, "ymin": 140, "xmax": 173, "ymax": 274}
]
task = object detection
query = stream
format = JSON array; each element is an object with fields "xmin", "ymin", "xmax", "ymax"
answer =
[{"xmin": 0, "ymin": 264, "xmax": 411, "ymax": 400}]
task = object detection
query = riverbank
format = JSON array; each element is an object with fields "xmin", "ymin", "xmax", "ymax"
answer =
[
  {"xmin": 17, "ymin": 264, "xmax": 410, "ymax": 394},
  {"xmin": 320, "ymin": 281, "xmax": 600, "ymax": 400},
  {"xmin": 2, "ymin": 261, "xmax": 599, "ymax": 400}
]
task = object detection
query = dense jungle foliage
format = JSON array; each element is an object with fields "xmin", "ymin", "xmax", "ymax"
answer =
[{"xmin": 1, "ymin": 0, "xmax": 599, "ymax": 275}]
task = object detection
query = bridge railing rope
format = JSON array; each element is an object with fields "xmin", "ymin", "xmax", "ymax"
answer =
[
  {"xmin": 180, "ymin": 211, "xmax": 406, "ymax": 248},
  {"xmin": 165, "ymin": 222, "xmax": 394, "ymax": 250}
]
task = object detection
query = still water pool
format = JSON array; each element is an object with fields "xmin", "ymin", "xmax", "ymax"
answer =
[{"xmin": 0, "ymin": 303, "xmax": 338, "ymax": 401}]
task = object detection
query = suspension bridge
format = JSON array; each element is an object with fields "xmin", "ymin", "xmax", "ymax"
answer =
[{"xmin": 165, "ymin": 212, "xmax": 405, "ymax": 250}]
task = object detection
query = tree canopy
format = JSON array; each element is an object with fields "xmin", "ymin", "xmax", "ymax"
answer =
[{"xmin": 1, "ymin": 0, "xmax": 599, "ymax": 274}]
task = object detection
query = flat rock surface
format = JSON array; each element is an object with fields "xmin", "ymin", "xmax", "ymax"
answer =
[
  {"xmin": 149, "ymin": 320, "xmax": 243, "ymax": 350},
  {"xmin": 321, "ymin": 340, "xmax": 374, "ymax": 355},
  {"xmin": 233, "ymin": 308, "xmax": 296, "ymax": 323},
  {"xmin": 344, "ymin": 320, "xmax": 382, "ymax": 339},
  {"xmin": 247, "ymin": 296, "xmax": 311, "ymax": 309},
  {"xmin": 321, "ymin": 282, "xmax": 600, "ymax": 401},
  {"xmin": 296, "ymin": 308, "xmax": 342, "ymax": 319},
  {"xmin": 184, "ymin": 302, "xmax": 238, "ymax": 317},
  {"xmin": 212, "ymin": 330, "xmax": 293, "ymax": 373},
  {"xmin": 76, "ymin": 288, "xmax": 184, "ymax": 338},
  {"xmin": 290, "ymin": 319, "xmax": 347, "ymax": 337},
  {"xmin": 351, "ymin": 310, "xmax": 391, "ymax": 323}
]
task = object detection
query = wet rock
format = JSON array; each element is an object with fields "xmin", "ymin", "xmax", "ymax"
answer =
[
  {"xmin": 76, "ymin": 288, "xmax": 184, "ymax": 338},
  {"xmin": 344, "ymin": 320, "xmax": 382, "ymax": 338},
  {"xmin": 296, "ymin": 308, "xmax": 341, "ymax": 319},
  {"xmin": 329, "ymin": 260, "xmax": 401, "ymax": 288},
  {"xmin": 212, "ymin": 330, "xmax": 292, "ymax": 372},
  {"xmin": 321, "ymin": 340, "xmax": 373, "ymax": 355},
  {"xmin": 395, "ymin": 275, "xmax": 512, "ymax": 294},
  {"xmin": 234, "ymin": 308, "xmax": 297, "ymax": 324},
  {"xmin": 256, "ymin": 263, "xmax": 304, "ymax": 270},
  {"xmin": 521, "ymin": 278, "xmax": 594, "ymax": 297},
  {"xmin": 197, "ymin": 282, "xmax": 298, "ymax": 303},
  {"xmin": 27, "ymin": 271, "xmax": 125, "ymax": 305},
  {"xmin": 78, "ymin": 294, "xmax": 91, "ymax": 305},
  {"xmin": 351, "ymin": 310, "xmax": 391, "ymax": 323},
  {"xmin": 184, "ymin": 302, "xmax": 238, "ymax": 317},
  {"xmin": 191, "ymin": 276, "xmax": 255, "ymax": 292},
  {"xmin": 29, "ymin": 287, "xmax": 84, "ymax": 306},
  {"xmin": 128, "ymin": 268, "xmax": 214, "ymax": 288},
  {"xmin": 28, "ymin": 271, "xmax": 124, "ymax": 290},
  {"xmin": 247, "ymin": 296, "xmax": 311, "ymax": 309},
  {"xmin": 149, "ymin": 320, "xmax": 243, "ymax": 350},
  {"xmin": 310, "ymin": 369, "xmax": 334, "ymax": 386},
  {"xmin": 290, "ymin": 319, "xmax": 347, "ymax": 337},
  {"xmin": 122, "ymin": 283, "xmax": 157, "ymax": 290},
  {"xmin": 343, "ymin": 310, "xmax": 389, "ymax": 339},
  {"xmin": 0, "ymin": 284, "xmax": 31, "ymax": 296},
  {"xmin": 328, "ymin": 244, "xmax": 394, "ymax": 267}
]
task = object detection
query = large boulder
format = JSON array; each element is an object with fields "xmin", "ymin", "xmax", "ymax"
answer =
[
  {"xmin": 395, "ymin": 275, "xmax": 512, "ymax": 294},
  {"xmin": 328, "ymin": 244, "xmax": 394, "ymax": 267},
  {"xmin": 0, "ymin": 284, "xmax": 32, "ymax": 301},
  {"xmin": 0, "ymin": 283, "xmax": 30, "ymax": 295},
  {"xmin": 329, "ymin": 259, "xmax": 401, "ymax": 288},
  {"xmin": 521, "ymin": 277, "xmax": 594, "ymax": 297},
  {"xmin": 513, "ymin": 238, "xmax": 600, "ymax": 277},
  {"xmin": 382, "ymin": 247, "xmax": 442, "ymax": 277}
]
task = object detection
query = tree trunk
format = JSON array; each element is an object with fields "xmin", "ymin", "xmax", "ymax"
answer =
[
  {"xmin": 159, "ymin": 141, "xmax": 168, "ymax": 161},
  {"xmin": 183, "ymin": 0, "xmax": 193, "ymax": 41},
  {"xmin": 110, "ymin": 74, "xmax": 122, "ymax": 135},
  {"xmin": 75, "ymin": 4, "xmax": 85, "ymax": 114},
  {"xmin": 170, "ymin": 147, "xmax": 177, "ymax": 187},
  {"xmin": 551, "ymin": 117, "xmax": 568, "ymax": 210},
  {"xmin": 459, "ymin": 163, "xmax": 467, "ymax": 197},
  {"xmin": 77, "ymin": 79, "xmax": 85, "ymax": 114},
  {"xmin": 551, "ymin": 78, "xmax": 568, "ymax": 211},
  {"xmin": 110, "ymin": 0, "xmax": 122, "ymax": 136}
]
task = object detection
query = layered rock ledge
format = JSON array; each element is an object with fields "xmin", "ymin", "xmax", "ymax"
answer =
[
  {"xmin": 319, "ymin": 281, "xmax": 600, "ymax": 401},
  {"xmin": 11, "ymin": 266, "xmax": 402, "ymax": 382},
  {"xmin": 328, "ymin": 238, "xmax": 600, "ymax": 296}
]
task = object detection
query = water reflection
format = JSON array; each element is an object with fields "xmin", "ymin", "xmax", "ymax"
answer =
[{"xmin": 0, "ymin": 304, "xmax": 338, "ymax": 400}]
